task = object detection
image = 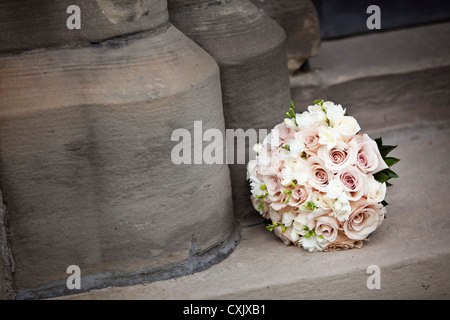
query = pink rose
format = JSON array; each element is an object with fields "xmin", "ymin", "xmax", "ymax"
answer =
[
  {"xmin": 251, "ymin": 196, "xmax": 269, "ymax": 219},
  {"xmin": 324, "ymin": 231, "xmax": 363, "ymax": 251},
  {"xmin": 295, "ymin": 129, "xmax": 320, "ymax": 156},
  {"xmin": 306, "ymin": 156, "xmax": 333, "ymax": 192},
  {"xmin": 257, "ymin": 143, "xmax": 281, "ymax": 176},
  {"xmin": 343, "ymin": 198, "xmax": 384, "ymax": 240},
  {"xmin": 274, "ymin": 226, "xmax": 294, "ymax": 246},
  {"xmin": 287, "ymin": 184, "xmax": 311, "ymax": 207},
  {"xmin": 262, "ymin": 173, "xmax": 281, "ymax": 196},
  {"xmin": 351, "ymin": 133, "xmax": 388, "ymax": 174},
  {"xmin": 267, "ymin": 185, "xmax": 291, "ymax": 211},
  {"xmin": 317, "ymin": 141, "xmax": 357, "ymax": 172},
  {"xmin": 274, "ymin": 122, "xmax": 297, "ymax": 144},
  {"xmin": 314, "ymin": 215, "xmax": 341, "ymax": 242},
  {"xmin": 337, "ymin": 166, "xmax": 366, "ymax": 201}
]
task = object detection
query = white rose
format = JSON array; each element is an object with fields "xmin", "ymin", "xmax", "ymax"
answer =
[
  {"xmin": 283, "ymin": 156, "xmax": 308, "ymax": 185},
  {"xmin": 289, "ymin": 137, "xmax": 305, "ymax": 157},
  {"xmin": 282, "ymin": 210, "xmax": 297, "ymax": 227},
  {"xmin": 269, "ymin": 207, "xmax": 282, "ymax": 223},
  {"xmin": 253, "ymin": 143, "xmax": 262, "ymax": 155},
  {"xmin": 324, "ymin": 103, "xmax": 346, "ymax": 126},
  {"xmin": 320, "ymin": 194, "xmax": 335, "ymax": 210},
  {"xmin": 246, "ymin": 159, "xmax": 258, "ymax": 180},
  {"xmin": 290, "ymin": 228, "xmax": 300, "ymax": 243},
  {"xmin": 325, "ymin": 178, "xmax": 344, "ymax": 199},
  {"xmin": 307, "ymin": 104, "xmax": 328, "ymax": 127},
  {"xmin": 280, "ymin": 167, "xmax": 295, "ymax": 187},
  {"xmin": 332, "ymin": 115, "xmax": 360, "ymax": 141},
  {"xmin": 296, "ymin": 111, "xmax": 313, "ymax": 130},
  {"xmin": 292, "ymin": 211, "xmax": 310, "ymax": 235},
  {"xmin": 284, "ymin": 118, "xmax": 297, "ymax": 128},
  {"xmin": 333, "ymin": 194, "xmax": 352, "ymax": 222},
  {"xmin": 365, "ymin": 175, "xmax": 387, "ymax": 204},
  {"xmin": 309, "ymin": 191, "xmax": 322, "ymax": 206},
  {"xmin": 249, "ymin": 177, "xmax": 266, "ymax": 198},
  {"xmin": 296, "ymin": 109, "xmax": 327, "ymax": 130},
  {"xmin": 318, "ymin": 126, "xmax": 340, "ymax": 150},
  {"xmin": 299, "ymin": 235, "xmax": 330, "ymax": 252},
  {"xmin": 307, "ymin": 104, "xmax": 323, "ymax": 113}
]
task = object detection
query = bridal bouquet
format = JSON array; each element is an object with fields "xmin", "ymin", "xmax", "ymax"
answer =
[{"xmin": 247, "ymin": 99, "xmax": 399, "ymax": 252}]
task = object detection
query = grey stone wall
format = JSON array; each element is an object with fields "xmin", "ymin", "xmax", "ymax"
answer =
[
  {"xmin": 0, "ymin": 0, "xmax": 237, "ymax": 299},
  {"xmin": 168, "ymin": 0, "xmax": 291, "ymax": 226}
]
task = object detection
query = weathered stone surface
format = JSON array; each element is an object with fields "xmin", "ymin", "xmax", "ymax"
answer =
[
  {"xmin": 56, "ymin": 121, "xmax": 450, "ymax": 300},
  {"xmin": 55, "ymin": 21, "xmax": 450, "ymax": 301},
  {"xmin": 0, "ymin": 190, "xmax": 14, "ymax": 300},
  {"xmin": 0, "ymin": 0, "xmax": 168, "ymax": 53},
  {"xmin": 250, "ymin": 0, "xmax": 321, "ymax": 73},
  {"xmin": 168, "ymin": 0, "xmax": 291, "ymax": 227},
  {"xmin": 0, "ymin": 19, "xmax": 237, "ymax": 298},
  {"xmin": 0, "ymin": 252, "xmax": 3, "ymax": 300},
  {"xmin": 290, "ymin": 22, "xmax": 450, "ymax": 116}
]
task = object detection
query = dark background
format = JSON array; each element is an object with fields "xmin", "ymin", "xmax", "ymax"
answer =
[{"xmin": 311, "ymin": 0, "xmax": 450, "ymax": 39}]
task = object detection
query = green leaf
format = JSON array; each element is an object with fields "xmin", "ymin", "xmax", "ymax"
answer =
[
  {"xmin": 290, "ymin": 99, "xmax": 295, "ymax": 109},
  {"xmin": 282, "ymin": 145, "xmax": 290, "ymax": 151},
  {"xmin": 381, "ymin": 200, "xmax": 389, "ymax": 207},
  {"xmin": 380, "ymin": 145, "xmax": 398, "ymax": 158},
  {"xmin": 283, "ymin": 190, "xmax": 292, "ymax": 194},
  {"xmin": 259, "ymin": 185, "xmax": 267, "ymax": 190},
  {"xmin": 313, "ymin": 99, "xmax": 324, "ymax": 106},
  {"xmin": 285, "ymin": 194, "xmax": 292, "ymax": 205},
  {"xmin": 304, "ymin": 201, "xmax": 318, "ymax": 211},
  {"xmin": 384, "ymin": 169, "xmax": 399, "ymax": 179},
  {"xmin": 374, "ymin": 137, "xmax": 383, "ymax": 152},
  {"xmin": 258, "ymin": 200, "xmax": 264, "ymax": 211},
  {"xmin": 374, "ymin": 171, "xmax": 389, "ymax": 183},
  {"xmin": 255, "ymin": 194, "xmax": 265, "ymax": 199},
  {"xmin": 386, "ymin": 181, "xmax": 393, "ymax": 187},
  {"xmin": 282, "ymin": 225, "xmax": 286, "ymax": 233},
  {"xmin": 384, "ymin": 157, "xmax": 401, "ymax": 167}
]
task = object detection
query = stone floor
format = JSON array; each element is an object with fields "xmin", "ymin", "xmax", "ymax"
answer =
[
  {"xmin": 57, "ymin": 121, "xmax": 450, "ymax": 299},
  {"xmin": 55, "ymin": 22, "xmax": 450, "ymax": 300}
]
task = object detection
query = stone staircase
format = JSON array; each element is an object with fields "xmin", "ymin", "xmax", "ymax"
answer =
[{"xmin": 54, "ymin": 21, "xmax": 450, "ymax": 299}]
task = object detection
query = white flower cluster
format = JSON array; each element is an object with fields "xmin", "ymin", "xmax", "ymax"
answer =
[{"xmin": 247, "ymin": 100, "xmax": 392, "ymax": 252}]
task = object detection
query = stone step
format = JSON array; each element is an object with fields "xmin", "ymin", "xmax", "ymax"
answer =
[
  {"xmin": 54, "ymin": 22, "xmax": 450, "ymax": 300},
  {"xmin": 291, "ymin": 21, "xmax": 450, "ymax": 133},
  {"xmin": 58, "ymin": 121, "xmax": 450, "ymax": 299}
]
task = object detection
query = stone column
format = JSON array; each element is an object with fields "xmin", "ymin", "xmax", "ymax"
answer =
[
  {"xmin": 0, "ymin": 0, "xmax": 237, "ymax": 299},
  {"xmin": 168, "ymin": 0, "xmax": 291, "ymax": 226},
  {"xmin": 250, "ymin": 0, "xmax": 321, "ymax": 73}
]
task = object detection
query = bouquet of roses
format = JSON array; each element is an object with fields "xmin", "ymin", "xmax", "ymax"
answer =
[{"xmin": 246, "ymin": 99, "xmax": 399, "ymax": 252}]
